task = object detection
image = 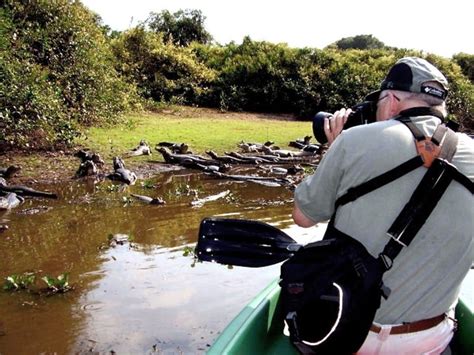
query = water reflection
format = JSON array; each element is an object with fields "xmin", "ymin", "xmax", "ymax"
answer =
[{"xmin": 0, "ymin": 167, "xmax": 321, "ymax": 353}]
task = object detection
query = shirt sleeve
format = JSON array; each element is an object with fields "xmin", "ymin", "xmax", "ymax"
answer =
[{"xmin": 294, "ymin": 133, "xmax": 347, "ymax": 223}]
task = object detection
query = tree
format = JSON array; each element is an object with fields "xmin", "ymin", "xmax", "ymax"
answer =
[
  {"xmin": 331, "ymin": 34, "xmax": 385, "ymax": 50},
  {"xmin": 453, "ymin": 53, "xmax": 474, "ymax": 83},
  {"xmin": 147, "ymin": 9, "xmax": 212, "ymax": 46}
]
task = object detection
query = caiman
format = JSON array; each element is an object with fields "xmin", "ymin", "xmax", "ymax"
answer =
[
  {"xmin": 107, "ymin": 157, "xmax": 137, "ymax": 185},
  {"xmin": 74, "ymin": 149, "xmax": 105, "ymax": 166},
  {"xmin": 128, "ymin": 140, "xmax": 152, "ymax": 156},
  {"xmin": 130, "ymin": 194, "xmax": 165, "ymax": 205},
  {"xmin": 0, "ymin": 178, "xmax": 58, "ymax": 199},
  {"xmin": 75, "ymin": 160, "xmax": 98, "ymax": 178},
  {"xmin": 0, "ymin": 165, "xmax": 21, "ymax": 179},
  {"xmin": 157, "ymin": 147, "xmax": 218, "ymax": 166}
]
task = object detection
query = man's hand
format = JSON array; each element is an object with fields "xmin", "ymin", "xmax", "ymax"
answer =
[{"xmin": 323, "ymin": 108, "xmax": 352, "ymax": 146}]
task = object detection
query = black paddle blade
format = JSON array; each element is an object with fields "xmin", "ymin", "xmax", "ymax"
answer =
[{"xmin": 196, "ymin": 217, "xmax": 301, "ymax": 267}]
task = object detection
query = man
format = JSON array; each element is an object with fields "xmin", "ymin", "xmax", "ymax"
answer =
[{"xmin": 293, "ymin": 57, "xmax": 473, "ymax": 353}]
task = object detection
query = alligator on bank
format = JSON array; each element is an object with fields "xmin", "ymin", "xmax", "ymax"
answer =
[
  {"xmin": 156, "ymin": 142, "xmax": 192, "ymax": 154},
  {"xmin": 127, "ymin": 140, "xmax": 152, "ymax": 156},
  {"xmin": 288, "ymin": 135, "xmax": 324, "ymax": 152},
  {"xmin": 74, "ymin": 149, "xmax": 105, "ymax": 178},
  {"xmin": 181, "ymin": 160, "xmax": 231, "ymax": 173},
  {"xmin": 156, "ymin": 147, "xmax": 218, "ymax": 166},
  {"xmin": 106, "ymin": 157, "xmax": 137, "ymax": 185},
  {"xmin": 258, "ymin": 164, "xmax": 305, "ymax": 176},
  {"xmin": 75, "ymin": 160, "xmax": 98, "ymax": 178},
  {"xmin": 205, "ymin": 151, "xmax": 248, "ymax": 164},
  {"xmin": 206, "ymin": 150, "xmax": 320, "ymax": 166},
  {"xmin": 237, "ymin": 141, "xmax": 277, "ymax": 153},
  {"xmin": 190, "ymin": 190, "xmax": 231, "ymax": 207},
  {"xmin": 0, "ymin": 165, "xmax": 21, "ymax": 179},
  {"xmin": 225, "ymin": 151, "xmax": 280, "ymax": 164},
  {"xmin": 0, "ymin": 178, "xmax": 58, "ymax": 199},
  {"xmin": 208, "ymin": 171, "xmax": 295, "ymax": 188},
  {"xmin": 288, "ymin": 135, "xmax": 313, "ymax": 148},
  {"xmin": 74, "ymin": 149, "xmax": 105, "ymax": 166},
  {"xmin": 130, "ymin": 194, "xmax": 165, "ymax": 205},
  {"xmin": 260, "ymin": 145, "xmax": 318, "ymax": 158}
]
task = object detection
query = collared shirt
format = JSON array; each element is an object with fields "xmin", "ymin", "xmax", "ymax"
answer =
[{"xmin": 294, "ymin": 114, "xmax": 474, "ymax": 324}]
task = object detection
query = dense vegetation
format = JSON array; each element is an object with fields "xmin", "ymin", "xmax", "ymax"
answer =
[
  {"xmin": 1, "ymin": 0, "xmax": 473, "ymax": 150},
  {"xmin": 0, "ymin": 0, "xmax": 140, "ymax": 150}
]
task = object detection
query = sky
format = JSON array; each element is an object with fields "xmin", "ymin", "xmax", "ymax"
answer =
[{"xmin": 81, "ymin": 0, "xmax": 473, "ymax": 58}]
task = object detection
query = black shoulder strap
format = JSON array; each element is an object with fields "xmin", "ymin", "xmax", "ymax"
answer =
[
  {"xmin": 335, "ymin": 156, "xmax": 423, "ymax": 209},
  {"xmin": 381, "ymin": 126, "xmax": 474, "ymax": 267},
  {"xmin": 335, "ymin": 113, "xmax": 467, "ymax": 209},
  {"xmin": 332, "ymin": 115, "xmax": 473, "ymax": 269}
]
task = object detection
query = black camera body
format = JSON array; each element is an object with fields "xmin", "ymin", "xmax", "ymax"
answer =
[{"xmin": 312, "ymin": 101, "xmax": 377, "ymax": 144}]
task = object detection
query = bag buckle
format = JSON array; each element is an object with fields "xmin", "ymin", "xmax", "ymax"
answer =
[
  {"xmin": 386, "ymin": 232, "xmax": 408, "ymax": 247},
  {"xmin": 379, "ymin": 253, "xmax": 393, "ymax": 270},
  {"xmin": 285, "ymin": 311, "xmax": 301, "ymax": 340},
  {"xmin": 353, "ymin": 259, "xmax": 368, "ymax": 278}
]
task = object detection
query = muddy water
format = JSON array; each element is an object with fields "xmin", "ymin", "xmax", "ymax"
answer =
[{"xmin": 0, "ymin": 167, "xmax": 324, "ymax": 354}]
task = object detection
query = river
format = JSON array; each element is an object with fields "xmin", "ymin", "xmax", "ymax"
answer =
[{"xmin": 0, "ymin": 166, "xmax": 325, "ymax": 354}]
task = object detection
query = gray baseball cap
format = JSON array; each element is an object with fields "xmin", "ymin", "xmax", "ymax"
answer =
[{"xmin": 365, "ymin": 57, "xmax": 449, "ymax": 101}]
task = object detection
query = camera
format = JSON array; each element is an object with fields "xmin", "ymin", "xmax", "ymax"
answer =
[{"xmin": 312, "ymin": 101, "xmax": 377, "ymax": 144}]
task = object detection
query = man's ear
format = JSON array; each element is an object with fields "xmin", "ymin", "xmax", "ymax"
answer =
[{"xmin": 389, "ymin": 94, "xmax": 400, "ymax": 116}]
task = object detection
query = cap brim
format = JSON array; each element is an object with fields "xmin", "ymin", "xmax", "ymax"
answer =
[{"xmin": 365, "ymin": 90, "xmax": 381, "ymax": 102}]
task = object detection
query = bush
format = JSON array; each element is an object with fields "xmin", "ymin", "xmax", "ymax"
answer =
[
  {"xmin": 111, "ymin": 27, "xmax": 216, "ymax": 105},
  {"xmin": 194, "ymin": 38, "xmax": 324, "ymax": 116},
  {"xmin": 193, "ymin": 41, "xmax": 474, "ymax": 129},
  {"xmin": 452, "ymin": 53, "xmax": 474, "ymax": 83},
  {"xmin": 0, "ymin": 0, "xmax": 139, "ymax": 150}
]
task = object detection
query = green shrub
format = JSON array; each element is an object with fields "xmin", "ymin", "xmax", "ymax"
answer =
[
  {"xmin": 453, "ymin": 53, "xmax": 474, "ymax": 83},
  {"xmin": 111, "ymin": 27, "xmax": 216, "ymax": 105},
  {"xmin": 0, "ymin": 0, "xmax": 139, "ymax": 150},
  {"xmin": 193, "ymin": 41, "xmax": 474, "ymax": 129}
]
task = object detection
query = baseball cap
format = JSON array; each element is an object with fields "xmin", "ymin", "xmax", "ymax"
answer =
[{"xmin": 365, "ymin": 57, "xmax": 449, "ymax": 102}]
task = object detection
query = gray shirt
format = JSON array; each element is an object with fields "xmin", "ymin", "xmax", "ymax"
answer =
[{"xmin": 294, "ymin": 114, "xmax": 474, "ymax": 324}]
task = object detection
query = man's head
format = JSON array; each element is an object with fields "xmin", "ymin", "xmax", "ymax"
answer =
[{"xmin": 366, "ymin": 57, "xmax": 449, "ymax": 121}]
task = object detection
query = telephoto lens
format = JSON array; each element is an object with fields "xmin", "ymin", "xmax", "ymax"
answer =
[{"xmin": 312, "ymin": 101, "xmax": 377, "ymax": 144}]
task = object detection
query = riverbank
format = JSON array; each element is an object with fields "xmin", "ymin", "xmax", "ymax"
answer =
[{"xmin": 1, "ymin": 107, "xmax": 310, "ymax": 184}]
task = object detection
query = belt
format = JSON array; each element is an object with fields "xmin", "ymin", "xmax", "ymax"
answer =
[{"xmin": 370, "ymin": 314, "xmax": 446, "ymax": 335}]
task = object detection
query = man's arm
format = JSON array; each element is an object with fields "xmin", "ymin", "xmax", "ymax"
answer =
[
  {"xmin": 292, "ymin": 128, "xmax": 348, "ymax": 228},
  {"xmin": 292, "ymin": 203, "xmax": 316, "ymax": 228}
]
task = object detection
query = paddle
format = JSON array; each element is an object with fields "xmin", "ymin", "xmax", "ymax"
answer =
[{"xmin": 196, "ymin": 217, "xmax": 302, "ymax": 267}]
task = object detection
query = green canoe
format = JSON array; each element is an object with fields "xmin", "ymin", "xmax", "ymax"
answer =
[{"xmin": 208, "ymin": 273, "xmax": 473, "ymax": 354}]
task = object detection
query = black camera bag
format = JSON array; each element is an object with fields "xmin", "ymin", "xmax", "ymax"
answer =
[
  {"xmin": 280, "ymin": 225, "xmax": 387, "ymax": 354},
  {"xmin": 280, "ymin": 111, "xmax": 473, "ymax": 354}
]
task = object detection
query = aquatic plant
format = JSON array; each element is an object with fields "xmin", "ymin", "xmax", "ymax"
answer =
[
  {"xmin": 3, "ymin": 272, "xmax": 36, "ymax": 291},
  {"xmin": 41, "ymin": 273, "xmax": 72, "ymax": 294}
]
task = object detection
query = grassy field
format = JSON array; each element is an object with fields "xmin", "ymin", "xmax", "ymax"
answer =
[
  {"xmin": 5, "ymin": 107, "xmax": 313, "ymax": 181},
  {"xmin": 79, "ymin": 108, "xmax": 312, "ymax": 157}
]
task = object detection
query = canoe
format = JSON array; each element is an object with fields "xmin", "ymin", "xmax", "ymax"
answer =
[{"xmin": 208, "ymin": 273, "xmax": 473, "ymax": 354}]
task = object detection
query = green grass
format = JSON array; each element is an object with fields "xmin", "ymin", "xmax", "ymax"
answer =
[
  {"xmin": 78, "ymin": 111, "xmax": 312, "ymax": 159},
  {"xmin": 6, "ymin": 108, "xmax": 314, "ymax": 181}
]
